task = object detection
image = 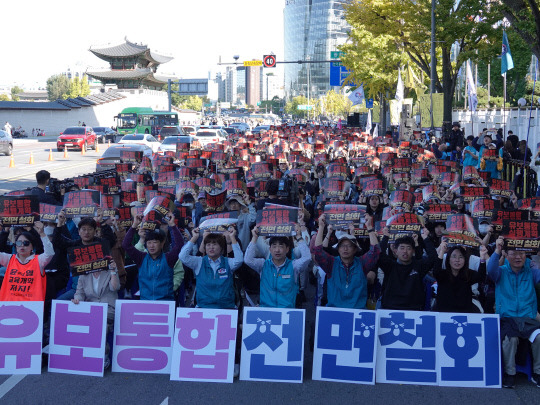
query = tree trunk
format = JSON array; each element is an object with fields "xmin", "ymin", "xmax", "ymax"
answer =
[{"xmin": 441, "ymin": 48, "xmax": 458, "ymax": 135}]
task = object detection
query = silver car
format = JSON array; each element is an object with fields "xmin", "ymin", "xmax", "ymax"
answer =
[{"xmin": 0, "ymin": 130, "xmax": 13, "ymax": 156}]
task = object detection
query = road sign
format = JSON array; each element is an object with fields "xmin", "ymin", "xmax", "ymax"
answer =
[
  {"xmin": 330, "ymin": 51, "xmax": 344, "ymax": 59},
  {"xmin": 366, "ymin": 98, "xmax": 374, "ymax": 109},
  {"xmin": 263, "ymin": 55, "xmax": 277, "ymax": 68},
  {"xmin": 298, "ymin": 105, "xmax": 313, "ymax": 111},
  {"xmin": 244, "ymin": 60, "xmax": 263, "ymax": 67},
  {"xmin": 330, "ymin": 62, "xmax": 354, "ymax": 86}
]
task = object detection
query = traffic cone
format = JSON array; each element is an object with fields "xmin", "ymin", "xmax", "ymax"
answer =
[
  {"xmin": 81, "ymin": 144, "xmax": 86, "ymax": 156},
  {"xmin": 29, "ymin": 152, "xmax": 35, "ymax": 164},
  {"xmin": 108, "ymin": 140, "xmax": 111, "ymax": 149},
  {"xmin": 158, "ymin": 134, "xmax": 161, "ymax": 141},
  {"xmin": 48, "ymin": 149, "xmax": 54, "ymax": 162},
  {"xmin": 8, "ymin": 155, "xmax": 15, "ymax": 168},
  {"xmin": 96, "ymin": 142, "xmax": 100, "ymax": 153},
  {"xmin": 63, "ymin": 148, "xmax": 69, "ymax": 159}
]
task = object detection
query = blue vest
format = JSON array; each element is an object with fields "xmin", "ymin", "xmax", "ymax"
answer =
[
  {"xmin": 260, "ymin": 257, "xmax": 297, "ymax": 308},
  {"xmin": 139, "ymin": 253, "xmax": 174, "ymax": 301},
  {"xmin": 327, "ymin": 256, "xmax": 368, "ymax": 309},
  {"xmin": 496, "ymin": 259, "xmax": 538, "ymax": 318},
  {"xmin": 196, "ymin": 255, "xmax": 235, "ymax": 309}
]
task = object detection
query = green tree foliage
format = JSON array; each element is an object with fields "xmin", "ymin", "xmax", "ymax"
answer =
[
  {"xmin": 68, "ymin": 77, "xmax": 81, "ymax": 98},
  {"xmin": 46, "ymin": 74, "xmax": 71, "ymax": 101},
  {"xmin": 343, "ymin": 0, "xmax": 500, "ymax": 126},
  {"xmin": 182, "ymin": 96, "xmax": 203, "ymax": 111},
  {"xmin": 0, "ymin": 94, "xmax": 10, "ymax": 101},
  {"xmin": 80, "ymin": 75, "xmax": 91, "ymax": 97},
  {"xmin": 498, "ymin": 0, "xmax": 540, "ymax": 61},
  {"xmin": 10, "ymin": 86, "xmax": 23, "ymax": 101},
  {"xmin": 285, "ymin": 96, "xmax": 309, "ymax": 117}
]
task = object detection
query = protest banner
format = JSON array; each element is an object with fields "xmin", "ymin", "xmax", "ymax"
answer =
[
  {"xmin": 457, "ymin": 186, "xmax": 490, "ymax": 202},
  {"xmin": 39, "ymin": 203, "xmax": 63, "ymax": 223},
  {"xmin": 198, "ymin": 218, "xmax": 238, "ymax": 233},
  {"xmin": 121, "ymin": 190, "xmax": 138, "ymax": 206},
  {"xmin": 117, "ymin": 206, "xmax": 133, "ymax": 228},
  {"xmin": 313, "ymin": 307, "xmax": 377, "ymax": 384},
  {"xmin": 501, "ymin": 220, "xmax": 540, "ymax": 252},
  {"xmin": 0, "ymin": 301, "xmax": 44, "ymax": 375},
  {"xmin": 489, "ymin": 179, "xmax": 513, "ymax": 198},
  {"xmin": 470, "ymin": 198, "xmax": 497, "ymax": 220},
  {"xmin": 256, "ymin": 207, "xmax": 299, "ymax": 236},
  {"xmin": 175, "ymin": 181, "xmax": 199, "ymax": 197},
  {"xmin": 320, "ymin": 178, "xmax": 346, "ymax": 200},
  {"xmin": 62, "ymin": 190, "xmax": 100, "ymax": 218},
  {"xmin": 422, "ymin": 185, "xmax": 441, "ymax": 202},
  {"xmin": 462, "ymin": 166, "xmax": 480, "ymax": 181},
  {"xmin": 48, "ymin": 301, "xmax": 107, "ymax": 377},
  {"xmin": 100, "ymin": 193, "xmax": 121, "ymax": 219},
  {"xmin": 385, "ymin": 213, "xmax": 422, "ymax": 240},
  {"xmin": 445, "ymin": 214, "xmax": 478, "ymax": 238},
  {"xmin": 0, "ymin": 195, "xmax": 39, "ymax": 225},
  {"xmin": 491, "ymin": 209, "xmax": 528, "ymax": 232},
  {"xmin": 392, "ymin": 158, "xmax": 412, "ymax": 173},
  {"xmin": 424, "ymin": 204, "xmax": 453, "ymax": 222},
  {"xmin": 223, "ymin": 179, "xmax": 247, "ymax": 196},
  {"xmin": 482, "ymin": 149, "xmax": 498, "ymax": 161},
  {"xmin": 327, "ymin": 163, "xmax": 348, "ymax": 179},
  {"xmin": 206, "ymin": 190, "xmax": 228, "ymax": 212},
  {"xmin": 240, "ymin": 307, "xmax": 305, "ymax": 383},
  {"xmin": 120, "ymin": 150, "xmax": 143, "ymax": 163},
  {"xmin": 323, "ymin": 204, "xmax": 366, "ymax": 230},
  {"xmin": 112, "ymin": 301, "xmax": 176, "ymax": 374},
  {"xmin": 67, "ymin": 241, "xmax": 112, "ymax": 276},
  {"xmin": 250, "ymin": 162, "xmax": 272, "ymax": 180},
  {"xmin": 389, "ymin": 190, "xmax": 415, "ymax": 212},
  {"xmin": 171, "ymin": 308, "xmax": 238, "ymax": 383},
  {"xmin": 194, "ymin": 177, "xmax": 215, "ymax": 193}
]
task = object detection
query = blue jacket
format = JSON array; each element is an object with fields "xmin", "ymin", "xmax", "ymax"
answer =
[
  {"xmin": 327, "ymin": 256, "xmax": 368, "ymax": 309},
  {"xmin": 462, "ymin": 145, "xmax": 478, "ymax": 167},
  {"xmin": 260, "ymin": 257, "xmax": 297, "ymax": 308},
  {"xmin": 196, "ymin": 255, "xmax": 235, "ymax": 309},
  {"xmin": 488, "ymin": 254, "xmax": 539, "ymax": 318},
  {"xmin": 139, "ymin": 253, "xmax": 174, "ymax": 301}
]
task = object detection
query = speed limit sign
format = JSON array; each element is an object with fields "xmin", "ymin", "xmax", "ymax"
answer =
[{"xmin": 263, "ymin": 55, "xmax": 277, "ymax": 68}]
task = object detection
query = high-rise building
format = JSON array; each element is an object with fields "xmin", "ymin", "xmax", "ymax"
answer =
[
  {"xmin": 284, "ymin": 0, "xmax": 350, "ymax": 99},
  {"xmin": 246, "ymin": 65, "xmax": 262, "ymax": 107}
]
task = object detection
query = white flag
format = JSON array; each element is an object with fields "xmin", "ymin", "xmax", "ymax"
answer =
[
  {"xmin": 395, "ymin": 69, "xmax": 404, "ymax": 102},
  {"xmin": 466, "ymin": 60, "xmax": 478, "ymax": 112},
  {"xmin": 373, "ymin": 123, "xmax": 379, "ymax": 137},
  {"xmin": 348, "ymin": 85, "xmax": 365, "ymax": 106},
  {"xmin": 366, "ymin": 109, "xmax": 372, "ymax": 134}
]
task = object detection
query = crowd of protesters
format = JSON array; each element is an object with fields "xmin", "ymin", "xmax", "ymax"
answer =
[{"xmin": 0, "ymin": 122, "xmax": 539, "ymax": 387}]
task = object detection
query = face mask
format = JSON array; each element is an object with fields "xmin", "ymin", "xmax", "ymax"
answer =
[
  {"xmin": 478, "ymin": 224, "xmax": 490, "ymax": 235},
  {"xmin": 44, "ymin": 226, "xmax": 55, "ymax": 236}
]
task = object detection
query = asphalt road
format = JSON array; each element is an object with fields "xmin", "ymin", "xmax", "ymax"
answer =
[{"xmin": 0, "ymin": 137, "xmax": 111, "ymax": 195}]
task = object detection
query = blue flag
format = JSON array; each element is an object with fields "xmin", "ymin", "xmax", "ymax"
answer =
[{"xmin": 501, "ymin": 31, "xmax": 514, "ymax": 75}]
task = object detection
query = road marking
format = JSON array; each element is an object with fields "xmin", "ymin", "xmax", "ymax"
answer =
[
  {"xmin": 3, "ymin": 161, "xmax": 97, "ymax": 181},
  {"xmin": 0, "ymin": 375, "xmax": 26, "ymax": 400},
  {"xmin": 159, "ymin": 397, "xmax": 169, "ymax": 405}
]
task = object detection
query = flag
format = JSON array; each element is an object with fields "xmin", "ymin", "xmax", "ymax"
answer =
[
  {"xmin": 466, "ymin": 60, "xmax": 478, "ymax": 112},
  {"xmin": 395, "ymin": 69, "xmax": 404, "ymax": 102},
  {"xmin": 348, "ymin": 85, "xmax": 365, "ymax": 106},
  {"xmin": 373, "ymin": 123, "xmax": 379, "ymax": 137},
  {"xmin": 501, "ymin": 31, "xmax": 514, "ymax": 75},
  {"xmin": 405, "ymin": 64, "xmax": 415, "ymax": 88},
  {"xmin": 366, "ymin": 109, "xmax": 372, "ymax": 134}
]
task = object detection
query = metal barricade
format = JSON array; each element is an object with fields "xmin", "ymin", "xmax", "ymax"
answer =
[{"xmin": 503, "ymin": 160, "xmax": 538, "ymax": 198}]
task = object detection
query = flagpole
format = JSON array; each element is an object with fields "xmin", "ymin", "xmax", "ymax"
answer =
[
  {"xmin": 503, "ymin": 72, "xmax": 506, "ymax": 142},
  {"xmin": 524, "ymin": 59, "xmax": 537, "ymax": 167}
]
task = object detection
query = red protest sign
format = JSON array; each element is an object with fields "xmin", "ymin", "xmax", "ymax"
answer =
[
  {"xmin": 206, "ymin": 190, "xmax": 228, "ymax": 212},
  {"xmin": 256, "ymin": 207, "xmax": 299, "ymax": 236},
  {"xmin": 489, "ymin": 178, "xmax": 513, "ymax": 198},
  {"xmin": 502, "ymin": 220, "xmax": 540, "ymax": 252},
  {"xmin": 323, "ymin": 204, "xmax": 366, "ymax": 231},
  {"xmin": 120, "ymin": 150, "xmax": 143, "ymax": 163},
  {"xmin": 424, "ymin": 204, "xmax": 453, "ymax": 222},
  {"xmin": 39, "ymin": 203, "xmax": 63, "ymax": 223},
  {"xmin": 0, "ymin": 195, "xmax": 40, "ymax": 225},
  {"xmin": 389, "ymin": 190, "xmax": 415, "ymax": 212},
  {"xmin": 470, "ymin": 198, "xmax": 497, "ymax": 219},
  {"xmin": 62, "ymin": 190, "xmax": 100, "ymax": 218},
  {"xmin": 385, "ymin": 212, "xmax": 422, "ymax": 240},
  {"xmin": 100, "ymin": 193, "xmax": 121, "ymax": 218},
  {"xmin": 223, "ymin": 179, "xmax": 246, "ymax": 196},
  {"xmin": 457, "ymin": 186, "xmax": 489, "ymax": 202},
  {"xmin": 326, "ymin": 164, "xmax": 348, "ymax": 179},
  {"xmin": 194, "ymin": 177, "xmax": 215, "ymax": 193},
  {"xmin": 250, "ymin": 162, "xmax": 272, "ymax": 180},
  {"xmin": 67, "ymin": 241, "xmax": 111, "ymax": 276},
  {"xmin": 445, "ymin": 214, "xmax": 478, "ymax": 238}
]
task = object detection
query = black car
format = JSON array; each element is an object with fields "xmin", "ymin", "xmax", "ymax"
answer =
[
  {"xmin": 95, "ymin": 144, "xmax": 152, "ymax": 172},
  {"xmin": 93, "ymin": 127, "xmax": 119, "ymax": 143}
]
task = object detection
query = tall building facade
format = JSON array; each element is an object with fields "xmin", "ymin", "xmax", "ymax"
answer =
[{"xmin": 284, "ymin": 0, "xmax": 350, "ymax": 99}]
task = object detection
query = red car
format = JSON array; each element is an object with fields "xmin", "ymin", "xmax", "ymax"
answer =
[{"xmin": 57, "ymin": 127, "xmax": 98, "ymax": 151}]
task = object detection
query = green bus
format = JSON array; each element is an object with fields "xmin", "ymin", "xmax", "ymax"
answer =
[{"xmin": 116, "ymin": 107, "xmax": 179, "ymax": 136}]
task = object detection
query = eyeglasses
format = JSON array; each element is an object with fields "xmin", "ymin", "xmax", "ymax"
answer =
[{"xmin": 15, "ymin": 240, "xmax": 31, "ymax": 247}]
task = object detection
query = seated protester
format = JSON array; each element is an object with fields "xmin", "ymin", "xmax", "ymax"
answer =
[
  {"xmin": 312, "ymin": 214, "xmax": 380, "ymax": 309},
  {"xmin": 53, "ymin": 210, "xmax": 116, "ymax": 300},
  {"xmin": 434, "ymin": 242, "xmax": 488, "ymax": 313},
  {"xmin": 122, "ymin": 214, "xmax": 183, "ymax": 301},
  {"xmin": 71, "ymin": 260, "xmax": 120, "ymax": 369},
  {"xmin": 0, "ymin": 221, "xmax": 53, "ymax": 301},
  {"xmin": 245, "ymin": 225, "xmax": 311, "ymax": 308},
  {"xmin": 378, "ymin": 229, "xmax": 437, "ymax": 311},
  {"xmin": 225, "ymin": 194, "xmax": 256, "ymax": 252},
  {"xmin": 488, "ymin": 236, "xmax": 540, "ymax": 388},
  {"xmin": 178, "ymin": 228, "xmax": 243, "ymax": 308},
  {"xmin": 134, "ymin": 226, "xmax": 184, "ymax": 295}
]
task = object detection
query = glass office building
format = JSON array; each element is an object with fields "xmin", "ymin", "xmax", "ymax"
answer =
[{"xmin": 284, "ymin": 0, "xmax": 350, "ymax": 100}]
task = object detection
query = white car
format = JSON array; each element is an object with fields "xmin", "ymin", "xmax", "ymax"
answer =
[
  {"xmin": 118, "ymin": 133, "xmax": 161, "ymax": 153},
  {"xmin": 157, "ymin": 136, "xmax": 193, "ymax": 154},
  {"xmin": 193, "ymin": 129, "xmax": 227, "ymax": 147}
]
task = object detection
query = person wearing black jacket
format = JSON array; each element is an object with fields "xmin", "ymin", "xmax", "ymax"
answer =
[
  {"xmin": 30, "ymin": 170, "xmax": 63, "ymax": 205},
  {"xmin": 378, "ymin": 228, "xmax": 437, "ymax": 311},
  {"xmin": 448, "ymin": 123, "xmax": 464, "ymax": 160}
]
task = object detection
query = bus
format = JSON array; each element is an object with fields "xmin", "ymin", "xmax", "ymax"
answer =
[{"xmin": 116, "ymin": 107, "xmax": 179, "ymax": 136}]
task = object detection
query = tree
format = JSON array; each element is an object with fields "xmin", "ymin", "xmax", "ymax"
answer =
[
  {"xmin": 343, "ymin": 0, "xmax": 500, "ymax": 129},
  {"xmin": 10, "ymin": 86, "xmax": 23, "ymax": 101},
  {"xmin": 0, "ymin": 94, "xmax": 10, "ymax": 101},
  {"xmin": 182, "ymin": 96, "xmax": 203, "ymax": 111},
  {"xmin": 46, "ymin": 74, "xmax": 70, "ymax": 101},
  {"xmin": 498, "ymin": 0, "xmax": 540, "ymax": 62},
  {"xmin": 68, "ymin": 77, "xmax": 81, "ymax": 98},
  {"xmin": 80, "ymin": 75, "xmax": 91, "ymax": 97}
]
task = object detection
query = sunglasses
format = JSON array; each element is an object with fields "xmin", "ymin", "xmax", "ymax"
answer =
[{"xmin": 15, "ymin": 240, "xmax": 31, "ymax": 247}]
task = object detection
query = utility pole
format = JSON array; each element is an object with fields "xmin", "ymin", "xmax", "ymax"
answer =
[{"xmin": 430, "ymin": 0, "xmax": 436, "ymax": 133}]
